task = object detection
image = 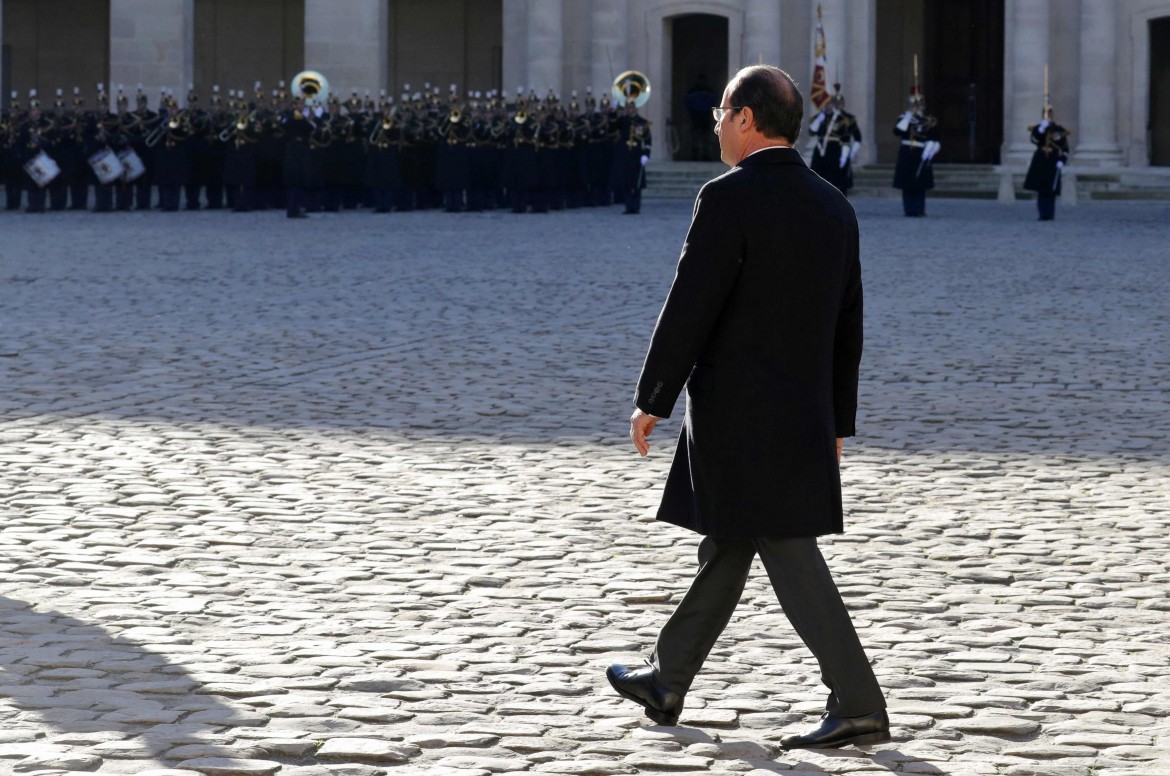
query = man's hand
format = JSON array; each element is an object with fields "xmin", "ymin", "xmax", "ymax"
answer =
[
  {"xmin": 630, "ymin": 409, "xmax": 661, "ymax": 457},
  {"xmin": 836, "ymin": 437, "xmax": 844, "ymax": 462}
]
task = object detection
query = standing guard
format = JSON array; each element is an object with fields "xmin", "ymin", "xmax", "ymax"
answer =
[
  {"xmin": 367, "ymin": 92, "xmax": 401, "ymax": 213},
  {"xmin": 1023, "ymin": 72, "xmax": 1070, "ymax": 221},
  {"xmin": 892, "ymin": 85, "xmax": 940, "ymax": 217},
  {"xmin": 47, "ymin": 89, "xmax": 79, "ymax": 211},
  {"xmin": 808, "ymin": 83, "xmax": 861, "ymax": 196}
]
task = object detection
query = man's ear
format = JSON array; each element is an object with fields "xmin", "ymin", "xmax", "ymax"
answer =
[{"xmin": 738, "ymin": 106, "xmax": 754, "ymax": 130}]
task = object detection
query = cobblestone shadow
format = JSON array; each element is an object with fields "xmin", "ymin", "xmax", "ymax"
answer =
[{"xmin": 0, "ymin": 596, "xmax": 274, "ymax": 771}]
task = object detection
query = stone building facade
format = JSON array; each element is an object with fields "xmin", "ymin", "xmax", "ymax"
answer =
[{"xmin": 2, "ymin": 0, "xmax": 1168, "ymax": 168}]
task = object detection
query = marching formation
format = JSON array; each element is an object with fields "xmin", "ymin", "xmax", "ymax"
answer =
[{"xmin": 0, "ymin": 72, "xmax": 654, "ymax": 218}]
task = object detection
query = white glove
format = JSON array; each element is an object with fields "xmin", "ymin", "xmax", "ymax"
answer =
[
  {"xmin": 1038, "ymin": 120, "xmax": 1050, "ymax": 133},
  {"xmin": 896, "ymin": 113, "xmax": 912, "ymax": 133},
  {"xmin": 809, "ymin": 112, "xmax": 825, "ymax": 133},
  {"xmin": 922, "ymin": 140, "xmax": 939, "ymax": 160},
  {"xmin": 302, "ymin": 107, "xmax": 310, "ymax": 118},
  {"xmin": 313, "ymin": 105, "xmax": 324, "ymax": 118},
  {"xmin": 640, "ymin": 154, "xmax": 649, "ymax": 167},
  {"xmin": 850, "ymin": 140, "xmax": 861, "ymax": 161},
  {"xmin": 839, "ymin": 145, "xmax": 850, "ymax": 168},
  {"xmin": 1056, "ymin": 160, "xmax": 1064, "ymax": 169}
]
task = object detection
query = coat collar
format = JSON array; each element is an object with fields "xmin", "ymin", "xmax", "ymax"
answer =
[{"xmin": 736, "ymin": 145, "xmax": 805, "ymax": 167}]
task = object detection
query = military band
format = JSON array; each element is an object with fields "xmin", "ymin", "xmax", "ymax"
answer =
[{"xmin": 1, "ymin": 78, "xmax": 652, "ymax": 217}]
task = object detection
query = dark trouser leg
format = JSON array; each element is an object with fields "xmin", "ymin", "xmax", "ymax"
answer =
[
  {"xmin": 5, "ymin": 181, "xmax": 23, "ymax": 210},
  {"xmin": 26, "ymin": 185, "xmax": 46, "ymax": 212},
  {"xmin": 185, "ymin": 184, "xmax": 202, "ymax": 210},
  {"xmin": 753, "ymin": 536, "xmax": 885, "ymax": 717},
  {"xmin": 70, "ymin": 184, "xmax": 89, "ymax": 210},
  {"xmin": 135, "ymin": 180, "xmax": 152, "ymax": 209},
  {"xmin": 624, "ymin": 186, "xmax": 642, "ymax": 214},
  {"xmin": 901, "ymin": 190, "xmax": 915, "ymax": 216},
  {"xmin": 93, "ymin": 183, "xmax": 113, "ymax": 211},
  {"xmin": 286, "ymin": 188, "xmax": 303, "ymax": 216},
  {"xmin": 115, "ymin": 183, "xmax": 134, "ymax": 211},
  {"xmin": 650, "ymin": 536, "xmax": 755, "ymax": 695},
  {"xmin": 1037, "ymin": 192, "xmax": 1056, "ymax": 220},
  {"xmin": 49, "ymin": 182, "xmax": 68, "ymax": 210}
]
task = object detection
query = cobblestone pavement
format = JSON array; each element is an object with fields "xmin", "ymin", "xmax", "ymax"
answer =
[{"xmin": 0, "ymin": 198, "xmax": 1168, "ymax": 776}]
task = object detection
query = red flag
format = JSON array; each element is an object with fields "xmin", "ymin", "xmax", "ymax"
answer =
[{"xmin": 810, "ymin": 4, "xmax": 829, "ymax": 110}]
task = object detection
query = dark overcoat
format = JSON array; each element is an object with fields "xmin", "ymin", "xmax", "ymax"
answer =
[{"xmin": 634, "ymin": 146, "xmax": 863, "ymax": 539}]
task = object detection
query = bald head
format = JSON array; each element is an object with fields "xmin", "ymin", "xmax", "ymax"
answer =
[{"xmin": 726, "ymin": 66, "xmax": 803, "ymax": 143}]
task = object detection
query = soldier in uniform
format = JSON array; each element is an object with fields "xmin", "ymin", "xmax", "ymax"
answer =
[
  {"xmin": 66, "ymin": 89, "xmax": 91, "ymax": 210},
  {"xmin": 367, "ymin": 92, "xmax": 401, "ymax": 213},
  {"xmin": 808, "ymin": 84, "xmax": 861, "ymax": 196},
  {"xmin": 18, "ymin": 90, "xmax": 55, "ymax": 213},
  {"xmin": 1, "ymin": 93, "xmax": 19, "ymax": 211},
  {"xmin": 152, "ymin": 90, "xmax": 191, "ymax": 212},
  {"xmin": 436, "ymin": 88, "xmax": 470, "ymax": 212},
  {"xmin": 87, "ymin": 86, "xmax": 121, "ymax": 213},
  {"xmin": 125, "ymin": 87, "xmax": 157, "ymax": 209},
  {"xmin": 892, "ymin": 88, "xmax": 940, "ymax": 217},
  {"xmin": 1023, "ymin": 108, "xmax": 1070, "ymax": 221},
  {"xmin": 205, "ymin": 87, "xmax": 230, "ymax": 209},
  {"xmin": 282, "ymin": 95, "xmax": 313, "ymax": 218},
  {"xmin": 46, "ymin": 89, "xmax": 79, "ymax": 211},
  {"xmin": 614, "ymin": 97, "xmax": 651, "ymax": 215}
]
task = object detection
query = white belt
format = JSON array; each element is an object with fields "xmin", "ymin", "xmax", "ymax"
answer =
[{"xmin": 901, "ymin": 140, "xmax": 923, "ymax": 147}]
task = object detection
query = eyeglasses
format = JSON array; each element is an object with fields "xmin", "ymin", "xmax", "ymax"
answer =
[{"xmin": 711, "ymin": 106, "xmax": 743, "ymax": 121}]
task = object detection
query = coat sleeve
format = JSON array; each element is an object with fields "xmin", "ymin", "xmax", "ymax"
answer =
[
  {"xmin": 634, "ymin": 183, "xmax": 742, "ymax": 418},
  {"xmin": 832, "ymin": 218, "xmax": 864, "ymax": 437}
]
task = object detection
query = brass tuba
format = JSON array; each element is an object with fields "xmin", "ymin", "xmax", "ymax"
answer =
[
  {"xmin": 291, "ymin": 70, "xmax": 330, "ymax": 107},
  {"xmin": 612, "ymin": 70, "xmax": 651, "ymax": 108}
]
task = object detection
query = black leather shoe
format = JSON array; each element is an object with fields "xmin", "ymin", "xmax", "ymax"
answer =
[
  {"xmin": 781, "ymin": 710, "xmax": 891, "ymax": 749},
  {"xmin": 605, "ymin": 664, "xmax": 683, "ymax": 726}
]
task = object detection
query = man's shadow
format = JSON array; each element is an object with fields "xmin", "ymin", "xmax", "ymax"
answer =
[
  {"xmin": 639, "ymin": 725, "xmax": 949, "ymax": 774},
  {"xmin": 0, "ymin": 595, "xmax": 262, "ymax": 769}
]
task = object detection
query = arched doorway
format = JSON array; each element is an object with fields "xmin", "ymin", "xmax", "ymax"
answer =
[
  {"xmin": 670, "ymin": 14, "xmax": 728, "ymax": 161},
  {"xmin": 1150, "ymin": 17, "xmax": 1170, "ymax": 166},
  {"xmin": 1, "ymin": 0, "xmax": 109, "ymax": 108},
  {"xmin": 874, "ymin": 0, "xmax": 1003, "ymax": 164}
]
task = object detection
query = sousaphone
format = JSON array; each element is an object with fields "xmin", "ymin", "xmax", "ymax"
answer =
[
  {"xmin": 612, "ymin": 70, "xmax": 651, "ymax": 108},
  {"xmin": 292, "ymin": 70, "xmax": 330, "ymax": 107}
]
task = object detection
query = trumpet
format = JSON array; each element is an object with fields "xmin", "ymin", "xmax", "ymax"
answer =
[{"xmin": 145, "ymin": 110, "xmax": 187, "ymax": 147}]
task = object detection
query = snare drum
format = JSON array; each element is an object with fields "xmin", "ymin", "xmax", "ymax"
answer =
[
  {"xmin": 118, "ymin": 148, "xmax": 146, "ymax": 182},
  {"xmin": 23, "ymin": 151, "xmax": 61, "ymax": 188},
  {"xmin": 88, "ymin": 147, "xmax": 125, "ymax": 184}
]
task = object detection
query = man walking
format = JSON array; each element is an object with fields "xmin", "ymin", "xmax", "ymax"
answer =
[{"xmin": 606, "ymin": 65, "xmax": 889, "ymax": 750}]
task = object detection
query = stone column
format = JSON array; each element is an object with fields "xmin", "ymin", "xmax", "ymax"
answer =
[
  {"xmin": 846, "ymin": 0, "xmax": 876, "ymax": 165},
  {"xmin": 816, "ymin": 0, "xmax": 848, "ymax": 91},
  {"xmin": 502, "ymin": 0, "xmax": 528, "ymax": 97},
  {"xmin": 744, "ymin": 0, "xmax": 782, "ymax": 68},
  {"xmin": 109, "ymin": 0, "xmax": 194, "ymax": 107},
  {"xmin": 1074, "ymin": 0, "xmax": 1123, "ymax": 165},
  {"xmin": 303, "ymin": 0, "xmax": 387, "ymax": 98},
  {"xmin": 0, "ymin": 0, "xmax": 5, "ymax": 110},
  {"xmin": 526, "ymin": 0, "xmax": 563, "ymax": 99},
  {"xmin": 1003, "ymin": 0, "xmax": 1049, "ymax": 164},
  {"xmin": 590, "ymin": 0, "xmax": 626, "ymax": 98}
]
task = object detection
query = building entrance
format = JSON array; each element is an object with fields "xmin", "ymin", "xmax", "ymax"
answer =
[
  {"xmin": 875, "ymin": 0, "xmax": 1003, "ymax": 164},
  {"xmin": 1151, "ymin": 17, "xmax": 1170, "ymax": 166},
  {"xmin": 1, "ymin": 0, "xmax": 109, "ymax": 107},
  {"xmin": 194, "ymin": 0, "xmax": 304, "ymax": 96},
  {"xmin": 670, "ymin": 14, "xmax": 727, "ymax": 162}
]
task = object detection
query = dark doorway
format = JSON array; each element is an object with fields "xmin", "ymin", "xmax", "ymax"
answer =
[
  {"xmin": 923, "ymin": 0, "xmax": 1003, "ymax": 163},
  {"xmin": 194, "ymin": 0, "xmax": 304, "ymax": 94},
  {"xmin": 671, "ymin": 14, "xmax": 728, "ymax": 161},
  {"xmin": 1151, "ymin": 17, "xmax": 1170, "ymax": 166},
  {"xmin": 875, "ymin": 0, "xmax": 1003, "ymax": 164},
  {"xmin": 1, "ymin": 0, "xmax": 109, "ymax": 102}
]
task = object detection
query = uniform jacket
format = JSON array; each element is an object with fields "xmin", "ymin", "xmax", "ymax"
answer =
[
  {"xmin": 1024, "ymin": 122, "xmax": 1070, "ymax": 196},
  {"xmin": 892, "ymin": 113, "xmax": 940, "ymax": 191},
  {"xmin": 634, "ymin": 146, "xmax": 863, "ymax": 538}
]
